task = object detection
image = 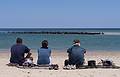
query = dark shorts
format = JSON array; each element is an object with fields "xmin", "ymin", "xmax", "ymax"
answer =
[{"xmin": 64, "ymin": 59, "xmax": 84, "ymax": 68}]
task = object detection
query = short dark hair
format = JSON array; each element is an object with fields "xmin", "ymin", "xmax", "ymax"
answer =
[
  {"xmin": 16, "ymin": 37, "xmax": 22, "ymax": 43},
  {"xmin": 73, "ymin": 39, "xmax": 80, "ymax": 44},
  {"xmin": 41, "ymin": 40, "xmax": 48, "ymax": 48}
]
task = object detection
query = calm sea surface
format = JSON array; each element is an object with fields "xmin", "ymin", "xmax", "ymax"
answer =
[{"xmin": 0, "ymin": 28, "xmax": 120, "ymax": 52}]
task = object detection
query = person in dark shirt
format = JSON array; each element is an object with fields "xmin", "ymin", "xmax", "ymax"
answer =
[
  {"xmin": 64, "ymin": 39, "xmax": 86, "ymax": 69},
  {"xmin": 10, "ymin": 37, "xmax": 31, "ymax": 66}
]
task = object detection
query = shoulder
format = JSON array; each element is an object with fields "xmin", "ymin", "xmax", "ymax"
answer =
[
  {"xmin": 21, "ymin": 45, "xmax": 30, "ymax": 49},
  {"xmin": 22, "ymin": 44, "xmax": 28, "ymax": 47},
  {"xmin": 68, "ymin": 45, "xmax": 77, "ymax": 50},
  {"xmin": 68, "ymin": 45, "xmax": 74, "ymax": 49},
  {"xmin": 80, "ymin": 47, "xmax": 86, "ymax": 52},
  {"xmin": 67, "ymin": 46, "xmax": 73, "ymax": 53},
  {"xmin": 80, "ymin": 46, "xmax": 85, "ymax": 49},
  {"xmin": 38, "ymin": 47, "xmax": 51, "ymax": 51},
  {"xmin": 11, "ymin": 44, "xmax": 17, "ymax": 48},
  {"xmin": 47, "ymin": 48, "xmax": 51, "ymax": 51}
]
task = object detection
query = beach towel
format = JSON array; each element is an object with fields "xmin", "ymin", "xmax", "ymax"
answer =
[
  {"xmin": 6, "ymin": 63, "xmax": 59, "ymax": 70},
  {"xmin": 63, "ymin": 60, "xmax": 120, "ymax": 70},
  {"xmin": 16, "ymin": 64, "xmax": 59, "ymax": 70}
]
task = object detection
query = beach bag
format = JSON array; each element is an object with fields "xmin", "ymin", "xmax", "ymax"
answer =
[
  {"xmin": 88, "ymin": 60, "xmax": 96, "ymax": 68},
  {"xmin": 49, "ymin": 64, "xmax": 59, "ymax": 70},
  {"xmin": 101, "ymin": 59, "xmax": 113, "ymax": 66}
]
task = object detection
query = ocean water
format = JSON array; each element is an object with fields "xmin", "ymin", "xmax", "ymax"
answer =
[{"xmin": 0, "ymin": 28, "xmax": 120, "ymax": 52}]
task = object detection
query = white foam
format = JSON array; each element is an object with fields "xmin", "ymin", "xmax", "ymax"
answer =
[{"xmin": 104, "ymin": 32, "xmax": 120, "ymax": 35}]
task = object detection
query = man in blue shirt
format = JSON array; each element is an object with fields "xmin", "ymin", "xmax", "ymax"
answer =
[
  {"xmin": 10, "ymin": 38, "xmax": 31, "ymax": 66},
  {"xmin": 64, "ymin": 39, "xmax": 86, "ymax": 69}
]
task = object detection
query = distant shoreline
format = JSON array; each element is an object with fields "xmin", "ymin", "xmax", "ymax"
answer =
[{"xmin": 7, "ymin": 31, "xmax": 104, "ymax": 35}]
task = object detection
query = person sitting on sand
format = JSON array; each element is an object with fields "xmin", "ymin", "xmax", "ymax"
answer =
[
  {"xmin": 9, "ymin": 37, "xmax": 31, "ymax": 66},
  {"xmin": 37, "ymin": 40, "xmax": 51, "ymax": 65},
  {"xmin": 64, "ymin": 39, "xmax": 86, "ymax": 69}
]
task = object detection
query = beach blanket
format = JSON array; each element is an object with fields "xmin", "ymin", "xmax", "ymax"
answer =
[
  {"xmin": 17, "ymin": 64, "xmax": 59, "ymax": 70},
  {"xmin": 7, "ymin": 63, "xmax": 59, "ymax": 70}
]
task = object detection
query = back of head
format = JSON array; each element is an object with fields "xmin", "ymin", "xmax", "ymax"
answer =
[
  {"xmin": 41, "ymin": 40, "xmax": 48, "ymax": 48},
  {"xmin": 73, "ymin": 39, "xmax": 80, "ymax": 44},
  {"xmin": 16, "ymin": 37, "xmax": 22, "ymax": 44}
]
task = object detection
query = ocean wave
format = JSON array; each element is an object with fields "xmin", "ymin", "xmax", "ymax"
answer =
[{"xmin": 104, "ymin": 32, "xmax": 120, "ymax": 35}]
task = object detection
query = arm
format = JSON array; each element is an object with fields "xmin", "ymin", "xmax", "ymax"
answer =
[
  {"xmin": 84, "ymin": 49, "xmax": 86, "ymax": 53},
  {"xmin": 67, "ymin": 48, "xmax": 72, "ymax": 53},
  {"xmin": 24, "ymin": 46, "xmax": 31, "ymax": 58},
  {"xmin": 25, "ymin": 52, "xmax": 32, "ymax": 58},
  {"xmin": 50, "ymin": 49, "xmax": 51, "ymax": 56},
  {"xmin": 25, "ymin": 46, "xmax": 30, "ymax": 53}
]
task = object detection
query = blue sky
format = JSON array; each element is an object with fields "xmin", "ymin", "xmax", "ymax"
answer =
[{"xmin": 0, "ymin": 0, "xmax": 120, "ymax": 28}]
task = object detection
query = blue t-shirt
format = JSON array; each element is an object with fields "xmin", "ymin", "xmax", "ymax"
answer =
[
  {"xmin": 37, "ymin": 47, "xmax": 51, "ymax": 65},
  {"xmin": 67, "ymin": 45, "xmax": 86, "ymax": 65},
  {"xmin": 10, "ymin": 44, "xmax": 30, "ymax": 65}
]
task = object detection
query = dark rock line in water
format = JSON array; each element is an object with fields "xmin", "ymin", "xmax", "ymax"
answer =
[{"xmin": 7, "ymin": 32, "xmax": 104, "ymax": 35}]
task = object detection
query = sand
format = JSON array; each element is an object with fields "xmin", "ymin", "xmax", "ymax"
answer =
[{"xmin": 0, "ymin": 50, "xmax": 120, "ymax": 77}]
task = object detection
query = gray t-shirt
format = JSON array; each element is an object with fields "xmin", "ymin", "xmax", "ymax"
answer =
[{"xmin": 37, "ymin": 47, "xmax": 51, "ymax": 65}]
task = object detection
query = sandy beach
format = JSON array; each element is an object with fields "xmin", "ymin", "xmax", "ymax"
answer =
[{"xmin": 0, "ymin": 50, "xmax": 120, "ymax": 77}]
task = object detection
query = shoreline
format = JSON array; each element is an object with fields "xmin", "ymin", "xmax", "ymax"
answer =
[
  {"xmin": 1, "ymin": 49, "xmax": 120, "ymax": 54},
  {"xmin": 0, "ymin": 49, "xmax": 120, "ymax": 52}
]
